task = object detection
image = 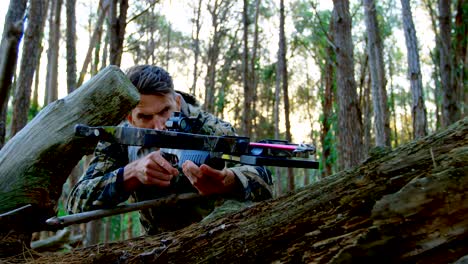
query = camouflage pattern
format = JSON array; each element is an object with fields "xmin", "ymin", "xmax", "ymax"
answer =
[
  {"xmin": 75, "ymin": 125, "xmax": 250, "ymax": 155},
  {"xmin": 67, "ymin": 91, "xmax": 273, "ymax": 235}
]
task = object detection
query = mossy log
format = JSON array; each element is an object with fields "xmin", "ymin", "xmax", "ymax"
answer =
[
  {"xmin": 7, "ymin": 117, "xmax": 466, "ymax": 263},
  {"xmin": 0, "ymin": 66, "xmax": 139, "ymax": 256}
]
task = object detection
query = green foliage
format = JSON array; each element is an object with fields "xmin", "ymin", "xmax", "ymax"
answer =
[
  {"xmin": 259, "ymin": 62, "xmax": 276, "ymax": 84},
  {"xmin": 255, "ymin": 113, "xmax": 279, "ymax": 140},
  {"xmin": 28, "ymin": 104, "xmax": 41, "ymax": 121},
  {"xmin": 126, "ymin": 7, "xmax": 191, "ymax": 66},
  {"xmin": 215, "ymin": 32, "xmax": 242, "ymax": 115},
  {"xmin": 290, "ymin": 0, "xmax": 332, "ymax": 66},
  {"xmin": 257, "ymin": 0, "xmax": 276, "ymax": 19},
  {"xmin": 376, "ymin": 0, "xmax": 401, "ymax": 40}
]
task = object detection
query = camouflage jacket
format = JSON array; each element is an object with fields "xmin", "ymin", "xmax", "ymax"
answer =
[{"xmin": 67, "ymin": 91, "xmax": 273, "ymax": 235}]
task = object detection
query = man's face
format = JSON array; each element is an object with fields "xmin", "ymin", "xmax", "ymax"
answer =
[{"xmin": 128, "ymin": 93, "xmax": 181, "ymax": 130}]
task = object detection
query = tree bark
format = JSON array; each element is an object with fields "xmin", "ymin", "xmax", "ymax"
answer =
[
  {"xmin": 45, "ymin": 0, "xmax": 63, "ymax": 105},
  {"xmin": 66, "ymin": 0, "xmax": 77, "ymax": 94},
  {"xmin": 363, "ymin": 0, "xmax": 391, "ymax": 147},
  {"xmin": 204, "ymin": 0, "xmax": 224, "ymax": 114},
  {"xmin": 0, "ymin": 0, "xmax": 27, "ymax": 111},
  {"xmin": 422, "ymin": 0, "xmax": 442, "ymax": 129},
  {"xmin": 77, "ymin": 0, "xmax": 109, "ymax": 87},
  {"xmin": 109, "ymin": 0, "xmax": 129, "ymax": 66},
  {"xmin": 250, "ymin": 0, "xmax": 261, "ymax": 139},
  {"xmin": 454, "ymin": 0, "xmax": 467, "ymax": 117},
  {"xmin": 439, "ymin": 0, "xmax": 459, "ymax": 127},
  {"xmin": 11, "ymin": 0, "xmax": 49, "ymax": 136},
  {"xmin": 321, "ymin": 15, "xmax": 335, "ymax": 178},
  {"xmin": 0, "ymin": 0, "xmax": 27, "ymax": 145},
  {"xmin": 0, "ymin": 66, "xmax": 139, "ymax": 257},
  {"xmin": 9, "ymin": 116, "xmax": 468, "ymax": 263},
  {"xmin": 332, "ymin": 0, "xmax": 364, "ymax": 170},
  {"xmin": 400, "ymin": 0, "xmax": 428, "ymax": 139},
  {"xmin": 242, "ymin": 0, "xmax": 252, "ymax": 137},
  {"xmin": 190, "ymin": 0, "xmax": 203, "ymax": 97}
]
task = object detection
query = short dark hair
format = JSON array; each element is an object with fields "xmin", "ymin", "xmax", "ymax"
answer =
[{"xmin": 125, "ymin": 65, "xmax": 174, "ymax": 95}]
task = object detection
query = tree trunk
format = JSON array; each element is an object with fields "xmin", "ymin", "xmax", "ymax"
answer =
[
  {"xmin": 191, "ymin": 0, "xmax": 203, "ymax": 97},
  {"xmin": 0, "ymin": 66, "xmax": 139, "ymax": 257},
  {"xmin": 363, "ymin": 0, "xmax": 391, "ymax": 147},
  {"xmin": 250, "ymin": 0, "xmax": 261, "ymax": 140},
  {"xmin": 400, "ymin": 0, "xmax": 428, "ymax": 139},
  {"xmin": 77, "ymin": 0, "xmax": 109, "ymax": 87},
  {"xmin": 66, "ymin": 0, "xmax": 77, "ymax": 94},
  {"xmin": 454, "ymin": 0, "xmax": 467, "ymax": 117},
  {"xmin": 242, "ymin": 0, "xmax": 252, "ymax": 137},
  {"xmin": 11, "ymin": 0, "xmax": 49, "ymax": 136},
  {"xmin": 204, "ymin": 0, "xmax": 223, "ymax": 114},
  {"xmin": 0, "ymin": 0, "xmax": 27, "ymax": 114},
  {"xmin": 9, "ymin": 116, "xmax": 468, "ymax": 263},
  {"xmin": 423, "ymin": 0, "xmax": 442, "ymax": 130},
  {"xmin": 45, "ymin": 0, "xmax": 63, "ymax": 105},
  {"xmin": 332, "ymin": 0, "xmax": 364, "ymax": 170},
  {"xmin": 276, "ymin": 0, "xmax": 294, "ymax": 191},
  {"xmin": 321, "ymin": 15, "xmax": 335, "ymax": 178},
  {"xmin": 109, "ymin": 0, "xmax": 129, "ymax": 66},
  {"xmin": 31, "ymin": 46, "xmax": 43, "ymax": 114},
  {"xmin": 0, "ymin": 0, "xmax": 27, "ymax": 146},
  {"xmin": 0, "ymin": 97, "xmax": 7, "ymax": 149},
  {"xmin": 321, "ymin": 68, "xmax": 334, "ymax": 177},
  {"xmin": 439, "ymin": 0, "xmax": 459, "ymax": 127}
]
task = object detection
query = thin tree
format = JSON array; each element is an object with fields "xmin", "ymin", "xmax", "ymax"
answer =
[
  {"xmin": 241, "ymin": 0, "xmax": 261, "ymax": 139},
  {"xmin": 363, "ymin": 0, "xmax": 391, "ymax": 147},
  {"xmin": 250, "ymin": 0, "xmax": 261, "ymax": 140},
  {"xmin": 454, "ymin": 0, "xmax": 467, "ymax": 117},
  {"xmin": 191, "ymin": 0, "xmax": 203, "ymax": 96},
  {"xmin": 400, "ymin": 0, "xmax": 428, "ymax": 138},
  {"xmin": 242, "ymin": 0, "xmax": 253, "ymax": 137},
  {"xmin": 31, "ymin": 46, "xmax": 43, "ymax": 115},
  {"xmin": 109, "ymin": 0, "xmax": 129, "ymax": 66},
  {"xmin": 66, "ymin": 0, "xmax": 77, "ymax": 93},
  {"xmin": 76, "ymin": 0, "xmax": 109, "ymax": 87},
  {"xmin": 387, "ymin": 51, "xmax": 399, "ymax": 145},
  {"xmin": 322, "ymin": 15, "xmax": 335, "ymax": 177},
  {"xmin": 332, "ymin": 0, "xmax": 364, "ymax": 170},
  {"xmin": 11, "ymin": 0, "xmax": 49, "ymax": 136},
  {"xmin": 204, "ymin": 0, "xmax": 232, "ymax": 114},
  {"xmin": 422, "ymin": 0, "xmax": 442, "ymax": 129},
  {"xmin": 438, "ymin": 0, "xmax": 459, "ymax": 127},
  {"xmin": 45, "ymin": 0, "xmax": 63, "ymax": 105},
  {"xmin": 275, "ymin": 0, "xmax": 294, "ymax": 191},
  {"xmin": 0, "ymin": 0, "xmax": 27, "ymax": 146}
]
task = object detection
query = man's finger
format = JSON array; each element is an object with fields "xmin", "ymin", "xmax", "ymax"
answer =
[
  {"xmin": 199, "ymin": 164, "xmax": 225, "ymax": 181},
  {"xmin": 149, "ymin": 152, "xmax": 178, "ymax": 175}
]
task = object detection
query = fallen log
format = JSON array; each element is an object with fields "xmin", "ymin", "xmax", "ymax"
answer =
[
  {"xmin": 0, "ymin": 65, "xmax": 139, "ymax": 257},
  {"xmin": 4, "ymin": 117, "xmax": 466, "ymax": 263}
]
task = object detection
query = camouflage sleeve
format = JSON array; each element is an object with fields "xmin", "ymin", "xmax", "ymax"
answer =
[
  {"xmin": 66, "ymin": 141, "xmax": 131, "ymax": 213},
  {"xmin": 197, "ymin": 110, "xmax": 274, "ymax": 201}
]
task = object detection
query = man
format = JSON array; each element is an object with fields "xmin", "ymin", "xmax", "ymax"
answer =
[{"xmin": 67, "ymin": 65, "xmax": 273, "ymax": 235}]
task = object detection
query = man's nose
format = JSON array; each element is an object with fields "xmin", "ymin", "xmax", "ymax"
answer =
[{"xmin": 153, "ymin": 118, "xmax": 166, "ymax": 130}]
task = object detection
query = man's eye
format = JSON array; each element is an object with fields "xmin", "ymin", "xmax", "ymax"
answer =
[{"xmin": 139, "ymin": 114, "xmax": 153, "ymax": 120}]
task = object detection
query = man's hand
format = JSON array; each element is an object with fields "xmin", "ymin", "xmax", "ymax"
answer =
[
  {"xmin": 123, "ymin": 151, "xmax": 179, "ymax": 192},
  {"xmin": 182, "ymin": 160, "xmax": 240, "ymax": 196}
]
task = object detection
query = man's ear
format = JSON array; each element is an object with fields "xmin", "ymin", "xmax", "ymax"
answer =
[
  {"xmin": 175, "ymin": 93, "xmax": 182, "ymax": 112},
  {"xmin": 127, "ymin": 111, "xmax": 134, "ymax": 125}
]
